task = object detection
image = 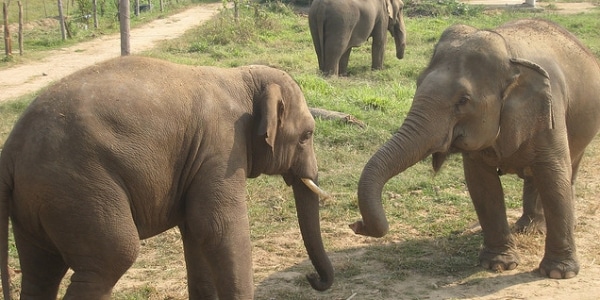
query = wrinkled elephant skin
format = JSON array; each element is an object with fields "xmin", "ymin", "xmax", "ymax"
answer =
[
  {"xmin": 0, "ymin": 56, "xmax": 334, "ymax": 299},
  {"xmin": 309, "ymin": 0, "xmax": 407, "ymax": 76},
  {"xmin": 352, "ymin": 19, "xmax": 600, "ymax": 280}
]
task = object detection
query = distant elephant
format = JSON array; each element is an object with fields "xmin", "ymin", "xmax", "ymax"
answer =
[
  {"xmin": 0, "ymin": 56, "xmax": 334, "ymax": 299},
  {"xmin": 350, "ymin": 19, "xmax": 600, "ymax": 279},
  {"xmin": 308, "ymin": 0, "xmax": 406, "ymax": 76}
]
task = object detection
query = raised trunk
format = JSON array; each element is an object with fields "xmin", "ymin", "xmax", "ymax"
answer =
[
  {"xmin": 292, "ymin": 177, "xmax": 334, "ymax": 291},
  {"xmin": 350, "ymin": 115, "xmax": 438, "ymax": 237}
]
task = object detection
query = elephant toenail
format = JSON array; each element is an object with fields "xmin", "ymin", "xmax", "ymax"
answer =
[
  {"xmin": 564, "ymin": 271, "xmax": 576, "ymax": 279},
  {"xmin": 507, "ymin": 262, "xmax": 517, "ymax": 270},
  {"xmin": 549, "ymin": 270, "xmax": 562, "ymax": 279}
]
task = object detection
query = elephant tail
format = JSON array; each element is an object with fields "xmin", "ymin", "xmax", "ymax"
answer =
[{"xmin": 0, "ymin": 173, "xmax": 12, "ymax": 300}]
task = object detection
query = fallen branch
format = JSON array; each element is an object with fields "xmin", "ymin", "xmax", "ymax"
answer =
[{"xmin": 309, "ymin": 107, "xmax": 366, "ymax": 129}]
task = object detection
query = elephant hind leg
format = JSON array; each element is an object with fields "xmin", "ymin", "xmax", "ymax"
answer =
[
  {"xmin": 515, "ymin": 176, "xmax": 546, "ymax": 234},
  {"xmin": 14, "ymin": 228, "xmax": 68, "ymax": 299},
  {"xmin": 338, "ymin": 48, "xmax": 352, "ymax": 77}
]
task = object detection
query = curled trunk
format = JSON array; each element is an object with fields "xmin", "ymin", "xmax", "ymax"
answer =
[
  {"xmin": 350, "ymin": 115, "xmax": 438, "ymax": 237},
  {"xmin": 293, "ymin": 177, "xmax": 334, "ymax": 291}
]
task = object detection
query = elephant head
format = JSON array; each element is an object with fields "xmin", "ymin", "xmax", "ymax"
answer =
[
  {"xmin": 350, "ymin": 24, "xmax": 555, "ymax": 237},
  {"xmin": 386, "ymin": 0, "xmax": 406, "ymax": 59},
  {"xmin": 248, "ymin": 67, "xmax": 334, "ymax": 290}
]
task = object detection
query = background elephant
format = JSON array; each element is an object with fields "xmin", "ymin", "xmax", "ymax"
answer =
[
  {"xmin": 308, "ymin": 0, "xmax": 406, "ymax": 76},
  {"xmin": 350, "ymin": 19, "xmax": 600, "ymax": 279},
  {"xmin": 0, "ymin": 56, "xmax": 333, "ymax": 299}
]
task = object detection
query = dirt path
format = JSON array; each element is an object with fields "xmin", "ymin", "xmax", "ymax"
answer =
[{"xmin": 0, "ymin": 2, "xmax": 223, "ymax": 102}]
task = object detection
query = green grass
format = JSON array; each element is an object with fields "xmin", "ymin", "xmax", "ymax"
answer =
[{"xmin": 1, "ymin": 1, "xmax": 600, "ymax": 298}]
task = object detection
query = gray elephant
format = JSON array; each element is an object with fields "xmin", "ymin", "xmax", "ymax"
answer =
[
  {"xmin": 0, "ymin": 56, "xmax": 333, "ymax": 299},
  {"xmin": 350, "ymin": 19, "xmax": 600, "ymax": 279},
  {"xmin": 308, "ymin": 0, "xmax": 406, "ymax": 76}
]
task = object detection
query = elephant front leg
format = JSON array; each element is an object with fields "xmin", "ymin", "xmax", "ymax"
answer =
[
  {"xmin": 370, "ymin": 30, "xmax": 387, "ymax": 70},
  {"xmin": 532, "ymin": 161, "xmax": 579, "ymax": 279},
  {"xmin": 463, "ymin": 154, "xmax": 519, "ymax": 272},
  {"xmin": 183, "ymin": 185, "xmax": 254, "ymax": 299},
  {"xmin": 515, "ymin": 176, "xmax": 546, "ymax": 234}
]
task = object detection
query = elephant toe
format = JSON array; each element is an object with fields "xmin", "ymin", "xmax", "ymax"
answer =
[
  {"xmin": 539, "ymin": 257, "xmax": 579, "ymax": 279},
  {"xmin": 479, "ymin": 247, "xmax": 519, "ymax": 273},
  {"xmin": 514, "ymin": 215, "xmax": 546, "ymax": 235}
]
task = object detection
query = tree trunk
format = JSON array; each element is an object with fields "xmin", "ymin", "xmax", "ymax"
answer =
[
  {"xmin": 3, "ymin": 2, "xmax": 11, "ymax": 57},
  {"xmin": 92, "ymin": 0, "xmax": 98, "ymax": 29},
  {"xmin": 18, "ymin": 1, "xmax": 23, "ymax": 55}
]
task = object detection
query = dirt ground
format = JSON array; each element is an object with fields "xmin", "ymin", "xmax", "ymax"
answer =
[{"xmin": 1, "ymin": 1, "xmax": 599, "ymax": 299}]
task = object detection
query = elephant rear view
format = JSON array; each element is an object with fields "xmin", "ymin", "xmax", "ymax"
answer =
[
  {"xmin": 351, "ymin": 19, "xmax": 600, "ymax": 280},
  {"xmin": 0, "ymin": 56, "xmax": 334, "ymax": 299},
  {"xmin": 308, "ymin": 0, "xmax": 406, "ymax": 76}
]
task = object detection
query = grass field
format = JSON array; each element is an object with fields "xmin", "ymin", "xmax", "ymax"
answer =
[{"xmin": 1, "ymin": 0, "xmax": 599, "ymax": 298}]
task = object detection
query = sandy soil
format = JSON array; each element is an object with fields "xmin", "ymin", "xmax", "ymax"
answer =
[{"xmin": 1, "ymin": 2, "xmax": 599, "ymax": 300}]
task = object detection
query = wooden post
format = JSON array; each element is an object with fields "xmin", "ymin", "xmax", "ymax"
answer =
[
  {"xmin": 57, "ymin": 0, "xmax": 67, "ymax": 40},
  {"xmin": 119, "ymin": 0, "xmax": 130, "ymax": 55},
  {"xmin": 18, "ymin": 1, "xmax": 23, "ymax": 55},
  {"xmin": 92, "ymin": 0, "xmax": 98, "ymax": 28},
  {"xmin": 3, "ymin": 2, "xmax": 11, "ymax": 57},
  {"xmin": 134, "ymin": 0, "xmax": 139, "ymax": 16},
  {"xmin": 159, "ymin": 0, "xmax": 163, "ymax": 12}
]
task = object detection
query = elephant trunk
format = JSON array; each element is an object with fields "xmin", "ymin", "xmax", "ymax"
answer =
[
  {"xmin": 293, "ymin": 177, "xmax": 334, "ymax": 291},
  {"xmin": 392, "ymin": 17, "xmax": 406, "ymax": 59},
  {"xmin": 350, "ymin": 112, "xmax": 440, "ymax": 237}
]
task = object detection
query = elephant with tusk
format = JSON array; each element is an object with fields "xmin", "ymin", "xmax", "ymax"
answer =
[
  {"xmin": 351, "ymin": 19, "xmax": 600, "ymax": 280},
  {"xmin": 0, "ymin": 56, "xmax": 333, "ymax": 299}
]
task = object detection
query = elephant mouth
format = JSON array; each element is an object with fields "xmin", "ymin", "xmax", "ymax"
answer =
[{"xmin": 301, "ymin": 178, "xmax": 330, "ymax": 200}]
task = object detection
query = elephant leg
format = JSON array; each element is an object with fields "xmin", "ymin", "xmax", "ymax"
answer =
[
  {"xmin": 532, "ymin": 155, "xmax": 579, "ymax": 279},
  {"xmin": 338, "ymin": 48, "xmax": 352, "ymax": 77},
  {"xmin": 184, "ymin": 183, "xmax": 254, "ymax": 300},
  {"xmin": 14, "ymin": 226, "xmax": 68, "ymax": 300},
  {"xmin": 179, "ymin": 223, "xmax": 218, "ymax": 300},
  {"xmin": 515, "ymin": 176, "xmax": 546, "ymax": 234},
  {"xmin": 48, "ymin": 192, "xmax": 140, "ymax": 299},
  {"xmin": 370, "ymin": 29, "xmax": 387, "ymax": 70},
  {"xmin": 463, "ymin": 154, "xmax": 519, "ymax": 271}
]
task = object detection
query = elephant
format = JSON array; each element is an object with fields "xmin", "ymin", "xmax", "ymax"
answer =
[
  {"xmin": 308, "ymin": 0, "xmax": 406, "ymax": 76},
  {"xmin": 350, "ymin": 19, "xmax": 600, "ymax": 279},
  {"xmin": 0, "ymin": 56, "xmax": 334, "ymax": 299}
]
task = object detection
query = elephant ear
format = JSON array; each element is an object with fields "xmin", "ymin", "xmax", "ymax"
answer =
[
  {"xmin": 257, "ymin": 83, "xmax": 286, "ymax": 151},
  {"xmin": 385, "ymin": 0, "xmax": 394, "ymax": 19},
  {"xmin": 494, "ymin": 58, "xmax": 555, "ymax": 158}
]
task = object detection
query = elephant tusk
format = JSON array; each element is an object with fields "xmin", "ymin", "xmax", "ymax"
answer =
[{"xmin": 301, "ymin": 178, "xmax": 330, "ymax": 200}]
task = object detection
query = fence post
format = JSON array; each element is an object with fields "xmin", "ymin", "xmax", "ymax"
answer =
[
  {"xmin": 57, "ymin": 0, "xmax": 67, "ymax": 40},
  {"xmin": 119, "ymin": 0, "xmax": 130, "ymax": 55}
]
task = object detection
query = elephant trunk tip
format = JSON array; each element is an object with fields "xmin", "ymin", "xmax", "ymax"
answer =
[
  {"xmin": 306, "ymin": 273, "xmax": 333, "ymax": 291},
  {"xmin": 348, "ymin": 219, "xmax": 388, "ymax": 238},
  {"xmin": 396, "ymin": 50, "xmax": 405, "ymax": 60}
]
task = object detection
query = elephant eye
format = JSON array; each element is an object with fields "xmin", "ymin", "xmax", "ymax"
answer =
[
  {"xmin": 457, "ymin": 96, "xmax": 470, "ymax": 106},
  {"xmin": 300, "ymin": 131, "xmax": 313, "ymax": 144}
]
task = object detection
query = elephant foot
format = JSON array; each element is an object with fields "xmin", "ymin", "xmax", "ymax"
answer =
[
  {"xmin": 479, "ymin": 247, "xmax": 520, "ymax": 272},
  {"xmin": 539, "ymin": 256, "xmax": 579, "ymax": 279},
  {"xmin": 514, "ymin": 214, "xmax": 546, "ymax": 234}
]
